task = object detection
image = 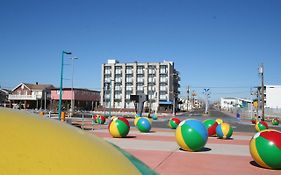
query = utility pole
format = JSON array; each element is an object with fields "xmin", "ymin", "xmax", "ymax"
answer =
[
  {"xmin": 256, "ymin": 88, "xmax": 260, "ymax": 118},
  {"xmin": 259, "ymin": 64, "xmax": 265, "ymax": 121},
  {"xmin": 187, "ymin": 86, "xmax": 190, "ymax": 112},
  {"xmin": 192, "ymin": 91, "xmax": 196, "ymax": 108}
]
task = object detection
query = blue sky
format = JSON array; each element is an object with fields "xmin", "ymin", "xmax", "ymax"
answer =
[{"xmin": 1, "ymin": 0, "xmax": 281, "ymax": 101}]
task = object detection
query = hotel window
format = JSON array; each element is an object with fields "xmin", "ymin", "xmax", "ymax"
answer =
[
  {"xmin": 126, "ymin": 86, "xmax": 133, "ymax": 91},
  {"xmin": 126, "ymin": 66, "xmax": 133, "ymax": 74},
  {"xmin": 160, "ymin": 94, "xmax": 167, "ymax": 100},
  {"xmin": 160, "ymin": 77, "xmax": 167, "ymax": 82},
  {"xmin": 115, "ymin": 77, "xmax": 122, "ymax": 83},
  {"xmin": 160, "ymin": 65, "xmax": 167, "ymax": 74},
  {"xmin": 137, "ymin": 66, "xmax": 144, "ymax": 74},
  {"xmin": 137, "ymin": 86, "xmax": 144, "ymax": 91},
  {"xmin": 115, "ymin": 66, "xmax": 122, "ymax": 75},
  {"xmin": 160, "ymin": 86, "xmax": 167, "ymax": 91},
  {"xmin": 104, "ymin": 66, "xmax": 111, "ymax": 74}
]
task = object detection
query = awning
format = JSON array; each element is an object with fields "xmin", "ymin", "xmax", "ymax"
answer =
[{"xmin": 159, "ymin": 100, "xmax": 173, "ymax": 105}]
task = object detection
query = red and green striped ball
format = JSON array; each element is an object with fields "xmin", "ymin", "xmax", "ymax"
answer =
[
  {"xmin": 96, "ymin": 115, "xmax": 106, "ymax": 124},
  {"xmin": 176, "ymin": 119, "xmax": 208, "ymax": 151},
  {"xmin": 136, "ymin": 117, "xmax": 151, "ymax": 133},
  {"xmin": 168, "ymin": 117, "xmax": 181, "ymax": 129},
  {"xmin": 108, "ymin": 117, "xmax": 130, "ymax": 138},
  {"xmin": 255, "ymin": 121, "xmax": 268, "ymax": 132},
  {"xmin": 272, "ymin": 118, "xmax": 280, "ymax": 126},
  {"xmin": 216, "ymin": 123, "xmax": 233, "ymax": 139},
  {"xmin": 203, "ymin": 119, "xmax": 218, "ymax": 136},
  {"xmin": 92, "ymin": 115, "xmax": 98, "ymax": 123},
  {"xmin": 251, "ymin": 118, "xmax": 258, "ymax": 124},
  {"xmin": 250, "ymin": 129, "xmax": 281, "ymax": 169}
]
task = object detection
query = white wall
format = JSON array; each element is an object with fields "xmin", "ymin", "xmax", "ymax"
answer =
[{"xmin": 266, "ymin": 86, "xmax": 281, "ymax": 108}]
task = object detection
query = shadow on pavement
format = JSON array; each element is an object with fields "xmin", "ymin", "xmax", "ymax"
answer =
[
  {"xmin": 249, "ymin": 161, "xmax": 264, "ymax": 169},
  {"xmin": 123, "ymin": 135, "xmax": 137, "ymax": 139},
  {"xmin": 179, "ymin": 147, "xmax": 212, "ymax": 152},
  {"xmin": 216, "ymin": 137, "xmax": 234, "ymax": 140}
]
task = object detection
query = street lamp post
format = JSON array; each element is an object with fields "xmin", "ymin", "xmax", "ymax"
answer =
[
  {"xmin": 109, "ymin": 80, "xmax": 113, "ymax": 118},
  {"xmin": 58, "ymin": 51, "xmax": 72, "ymax": 121},
  {"xmin": 105, "ymin": 80, "xmax": 113, "ymax": 118},
  {"xmin": 69, "ymin": 57, "xmax": 78, "ymax": 117},
  {"xmin": 259, "ymin": 64, "xmax": 265, "ymax": 121},
  {"xmin": 203, "ymin": 88, "xmax": 210, "ymax": 114}
]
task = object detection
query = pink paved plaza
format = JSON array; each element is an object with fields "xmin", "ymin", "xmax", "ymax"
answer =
[{"xmin": 78, "ymin": 122, "xmax": 281, "ymax": 175}]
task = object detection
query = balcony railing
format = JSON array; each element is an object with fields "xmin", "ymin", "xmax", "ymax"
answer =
[{"xmin": 8, "ymin": 94, "xmax": 37, "ymax": 100}]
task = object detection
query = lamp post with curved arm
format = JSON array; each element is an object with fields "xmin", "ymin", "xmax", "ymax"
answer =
[{"xmin": 58, "ymin": 51, "xmax": 71, "ymax": 121}]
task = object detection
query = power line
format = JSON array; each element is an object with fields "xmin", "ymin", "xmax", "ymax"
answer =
[
  {"xmin": 189, "ymin": 86, "xmax": 251, "ymax": 89},
  {"xmin": 214, "ymin": 91, "xmax": 250, "ymax": 95}
]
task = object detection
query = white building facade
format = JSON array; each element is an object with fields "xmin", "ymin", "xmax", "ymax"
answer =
[
  {"xmin": 100, "ymin": 60, "xmax": 180, "ymax": 112},
  {"xmin": 264, "ymin": 85, "xmax": 281, "ymax": 108}
]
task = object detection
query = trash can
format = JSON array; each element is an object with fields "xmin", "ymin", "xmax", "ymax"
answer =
[{"xmin": 61, "ymin": 112, "xmax": 65, "ymax": 122}]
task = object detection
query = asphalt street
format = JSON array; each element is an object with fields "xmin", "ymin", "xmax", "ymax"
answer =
[{"xmin": 149, "ymin": 108, "xmax": 281, "ymax": 133}]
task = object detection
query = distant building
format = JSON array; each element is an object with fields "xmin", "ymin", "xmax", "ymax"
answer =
[
  {"xmin": 220, "ymin": 97, "xmax": 251, "ymax": 110},
  {"xmin": 8, "ymin": 82, "xmax": 54, "ymax": 109},
  {"xmin": 51, "ymin": 88, "xmax": 100, "ymax": 111},
  {"xmin": 0, "ymin": 88, "xmax": 11, "ymax": 107},
  {"xmin": 256, "ymin": 85, "xmax": 281, "ymax": 109},
  {"xmin": 100, "ymin": 59, "xmax": 180, "ymax": 113}
]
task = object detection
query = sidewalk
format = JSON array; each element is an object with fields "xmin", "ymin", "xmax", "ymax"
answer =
[{"xmin": 82, "ymin": 124, "xmax": 280, "ymax": 175}]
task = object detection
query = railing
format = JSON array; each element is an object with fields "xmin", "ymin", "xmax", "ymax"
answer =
[{"xmin": 8, "ymin": 94, "xmax": 37, "ymax": 100}]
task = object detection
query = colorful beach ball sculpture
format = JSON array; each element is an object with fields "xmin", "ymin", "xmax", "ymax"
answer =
[
  {"xmin": 0, "ymin": 108, "xmax": 157, "ymax": 175},
  {"xmin": 251, "ymin": 118, "xmax": 258, "ymax": 124},
  {"xmin": 176, "ymin": 119, "xmax": 208, "ymax": 152},
  {"xmin": 216, "ymin": 123, "xmax": 233, "ymax": 139},
  {"xmin": 136, "ymin": 117, "xmax": 151, "ymax": 133},
  {"xmin": 255, "ymin": 121, "xmax": 269, "ymax": 132},
  {"xmin": 110, "ymin": 115, "xmax": 118, "ymax": 120},
  {"xmin": 203, "ymin": 119, "xmax": 218, "ymax": 136},
  {"xmin": 272, "ymin": 118, "xmax": 280, "ymax": 126},
  {"xmin": 216, "ymin": 118, "xmax": 224, "ymax": 125},
  {"xmin": 250, "ymin": 129, "xmax": 281, "ymax": 169},
  {"xmin": 152, "ymin": 114, "xmax": 158, "ymax": 120},
  {"xmin": 96, "ymin": 115, "xmax": 106, "ymax": 124},
  {"xmin": 108, "ymin": 117, "xmax": 130, "ymax": 138},
  {"xmin": 134, "ymin": 116, "xmax": 140, "ymax": 126},
  {"xmin": 92, "ymin": 115, "xmax": 98, "ymax": 123},
  {"xmin": 168, "ymin": 117, "xmax": 181, "ymax": 129}
]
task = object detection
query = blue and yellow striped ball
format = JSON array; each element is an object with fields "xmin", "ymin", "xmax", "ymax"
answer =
[
  {"xmin": 216, "ymin": 123, "xmax": 233, "ymax": 139},
  {"xmin": 152, "ymin": 114, "xmax": 158, "ymax": 120},
  {"xmin": 176, "ymin": 119, "xmax": 208, "ymax": 151},
  {"xmin": 136, "ymin": 117, "xmax": 151, "ymax": 133}
]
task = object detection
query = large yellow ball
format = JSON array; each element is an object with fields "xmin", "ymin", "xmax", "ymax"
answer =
[{"xmin": 0, "ymin": 108, "xmax": 157, "ymax": 175}]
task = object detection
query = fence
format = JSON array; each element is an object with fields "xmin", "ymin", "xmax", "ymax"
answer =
[{"xmin": 225, "ymin": 107, "xmax": 281, "ymax": 119}]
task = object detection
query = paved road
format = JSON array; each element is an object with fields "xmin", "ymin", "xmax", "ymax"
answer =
[{"xmin": 148, "ymin": 107, "xmax": 281, "ymax": 132}]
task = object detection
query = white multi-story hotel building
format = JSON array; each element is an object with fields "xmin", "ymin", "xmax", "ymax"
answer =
[{"xmin": 100, "ymin": 59, "xmax": 180, "ymax": 113}]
